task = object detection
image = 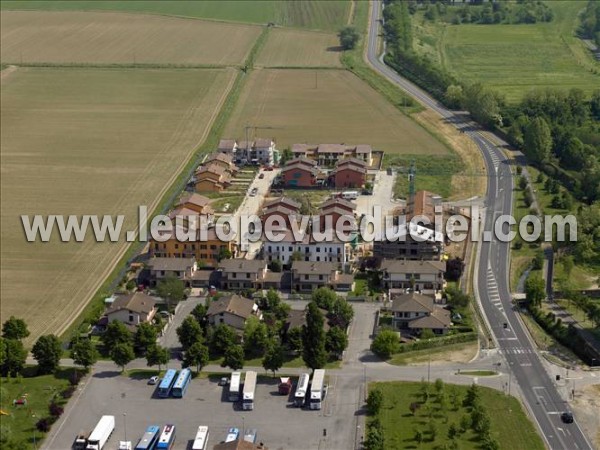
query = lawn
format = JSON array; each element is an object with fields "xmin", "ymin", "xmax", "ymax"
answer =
[
  {"xmin": 256, "ymin": 28, "xmax": 342, "ymax": 67},
  {"xmin": 0, "ymin": 367, "xmax": 76, "ymax": 448},
  {"xmin": 223, "ymin": 68, "xmax": 449, "ymax": 155},
  {"xmin": 0, "ymin": 11, "xmax": 261, "ymax": 66},
  {"xmin": 0, "ymin": 67, "xmax": 236, "ymax": 344},
  {"xmin": 388, "ymin": 341, "xmax": 478, "ymax": 366},
  {"xmin": 0, "ymin": 0, "xmax": 351, "ymax": 32},
  {"xmin": 413, "ymin": 1, "xmax": 600, "ymax": 102},
  {"xmin": 369, "ymin": 381, "xmax": 545, "ymax": 450}
]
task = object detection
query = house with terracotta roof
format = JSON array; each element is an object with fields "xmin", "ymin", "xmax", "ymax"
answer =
[
  {"xmin": 380, "ymin": 259, "xmax": 446, "ymax": 295},
  {"xmin": 218, "ymin": 259, "xmax": 268, "ymax": 290},
  {"xmin": 316, "ymin": 198, "xmax": 357, "ymax": 231},
  {"xmin": 206, "ymin": 294, "xmax": 262, "ymax": 330},
  {"xmin": 217, "ymin": 139, "xmax": 238, "ymax": 155},
  {"xmin": 281, "ymin": 158, "xmax": 319, "ymax": 187},
  {"xmin": 291, "ymin": 143, "xmax": 373, "ymax": 167},
  {"xmin": 291, "ymin": 261, "xmax": 354, "ymax": 292},
  {"xmin": 194, "ymin": 164, "xmax": 232, "ymax": 192},
  {"xmin": 260, "ymin": 197, "xmax": 301, "ymax": 231},
  {"xmin": 320, "ymin": 197, "xmax": 356, "ymax": 214},
  {"xmin": 146, "ymin": 257, "xmax": 197, "ymax": 285},
  {"xmin": 406, "ymin": 190, "xmax": 442, "ymax": 223},
  {"xmin": 203, "ymin": 152, "xmax": 238, "ymax": 175},
  {"xmin": 105, "ymin": 292, "xmax": 157, "ymax": 330},
  {"xmin": 176, "ymin": 193, "xmax": 213, "ymax": 215},
  {"xmin": 389, "ymin": 291, "xmax": 451, "ymax": 335},
  {"xmin": 331, "ymin": 157, "xmax": 368, "ymax": 188}
]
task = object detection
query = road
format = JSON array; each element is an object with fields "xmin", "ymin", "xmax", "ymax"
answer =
[{"xmin": 367, "ymin": 2, "xmax": 593, "ymax": 449}]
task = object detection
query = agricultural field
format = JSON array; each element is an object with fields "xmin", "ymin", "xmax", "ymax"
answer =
[
  {"xmin": 256, "ymin": 28, "xmax": 342, "ymax": 67},
  {"xmin": 0, "ymin": 67, "xmax": 236, "ymax": 343},
  {"xmin": 414, "ymin": 1, "xmax": 599, "ymax": 102},
  {"xmin": 1, "ymin": 0, "xmax": 351, "ymax": 32},
  {"xmin": 1, "ymin": 11, "xmax": 261, "ymax": 66},
  {"xmin": 224, "ymin": 69, "xmax": 449, "ymax": 155}
]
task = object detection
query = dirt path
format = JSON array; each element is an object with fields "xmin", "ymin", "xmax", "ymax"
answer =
[
  {"xmin": 0, "ymin": 65, "xmax": 19, "ymax": 85},
  {"xmin": 346, "ymin": 0, "xmax": 355, "ymax": 26}
]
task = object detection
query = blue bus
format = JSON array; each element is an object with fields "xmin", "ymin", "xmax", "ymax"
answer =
[
  {"xmin": 171, "ymin": 368, "xmax": 192, "ymax": 398},
  {"xmin": 158, "ymin": 369, "xmax": 178, "ymax": 398},
  {"xmin": 135, "ymin": 425, "xmax": 160, "ymax": 450},
  {"xmin": 156, "ymin": 424, "xmax": 176, "ymax": 449}
]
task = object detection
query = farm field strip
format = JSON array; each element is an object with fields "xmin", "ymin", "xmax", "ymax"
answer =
[
  {"xmin": 0, "ymin": 0, "xmax": 351, "ymax": 32},
  {"xmin": 0, "ymin": 11, "xmax": 261, "ymax": 66},
  {"xmin": 256, "ymin": 28, "xmax": 342, "ymax": 67},
  {"xmin": 224, "ymin": 68, "xmax": 449, "ymax": 155},
  {"xmin": 0, "ymin": 67, "xmax": 236, "ymax": 342}
]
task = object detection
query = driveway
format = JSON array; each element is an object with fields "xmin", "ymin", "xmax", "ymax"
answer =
[
  {"xmin": 158, "ymin": 296, "xmax": 206, "ymax": 350},
  {"xmin": 355, "ymin": 170, "xmax": 397, "ymax": 219}
]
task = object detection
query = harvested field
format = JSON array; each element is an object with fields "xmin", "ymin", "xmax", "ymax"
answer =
[
  {"xmin": 256, "ymin": 28, "xmax": 342, "ymax": 67},
  {"xmin": 0, "ymin": 11, "xmax": 261, "ymax": 65},
  {"xmin": 0, "ymin": 67, "xmax": 236, "ymax": 343},
  {"xmin": 1, "ymin": 0, "xmax": 351, "ymax": 32},
  {"xmin": 224, "ymin": 69, "xmax": 448, "ymax": 155}
]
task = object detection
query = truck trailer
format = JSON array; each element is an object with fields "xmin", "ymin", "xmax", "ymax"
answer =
[
  {"xmin": 309, "ymin": 370, "xmax": 325, "ymax": 410},
  {"xmin": 242, "ymin": 371, "xmax": 257, "ymax": 411},
  {"xmin": 86, "ymin": 415, "xmax": 115, "ymax": 450}
]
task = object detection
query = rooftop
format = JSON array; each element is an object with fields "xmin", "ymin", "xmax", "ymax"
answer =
[
  {"xmin": 206, "ymin": 294, "xmax": 257, "ymax": 319},
  {"xmin": 390, "ymin": 292, "xmax": 435, "ymax": 313},
  {"xmin": 106, "ymin": 292, "xmax": 156, "ymax": 316},
  {"xmin": 219, "ymin": 258, "xmax": 266, "ymax": 273},
  {"xmin": 380, "ymin": 259, "xmax": 446, "ymax": 274},
  {"xmin": 147, "ymin": 257, "xmax": 196, "ymax": 272},
  {"xmin": 291, "ymin": 260, "xmax": 338, "ymax": 275}
]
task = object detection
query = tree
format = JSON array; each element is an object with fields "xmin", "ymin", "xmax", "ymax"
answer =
[
  {"xmin": 463, "ymin": 383, "xmax": 481, "ymax": 407},
  {"xmin": 329, "ymin": 298, "xmax": 354, "ymax": 328},
  {"xmin": 420, "ymin": 328, "xmax": 435, "ymax": 340},
  {"xmin": 312, "ymin": 287, "xmax": 337, "ymax": 310},
  {"xmin": 286, "ymin": 327, "xmax": 303, "ymax": 353},
  {"xmin": 1, "ymin": 339, "xmax": 27, "ymax": 377},
  {"xmin": 110, "ymin": 342, "xmax": 135, "ymax": 371},
  {"xmin": 325, "ymin": 326, "xmax": 348, "ymax": 359},
  {"xmin": 444, "ymin": 84, "xmax": 464, "ymax": 109},
  {"xmin": 209, "ymin": 324, "xmax": 237, "ymax": 356},
  {"xmin": 0, "ymin": 338, "xmax": 5, "ymax": 369},
  {"xmin": 134, "ymin": 322, "xmax": 157, "ymax": 355},
  {"xmin": 339, "ymin": 26, "xmax": 360, "ymax": 50},
  {"xmin": 445, "ymin": 257, "xmax": 465, "ymax": 281},
  {"xmin": 364, "ymin": 420, "xmax": 385, "ymax": 450},
  {"xmin": 183, "ymin": 342, "xmax": 209, "ymax": 374},
  {"xmin": 176, "ymin": 316, "xmax": 203, "ymax": 351},
  {"xmin": 414, "ymin": 429, "xmax": 423, "ymax": 444},
  {"xmin": 218, "ymin": 247, "xmax": 233, "ymax": 261},
  {"xmin": 524, "ymin": 117, "xmax": 552, "ymax": 164},
  {"xmin": 146, "ymin": 344, "xmax": 169, "ymax": 371},
  {"xmin": 190, "ymin": 303, "xmax": 207, "ymax": 328},
  {"xmin": 156, "ymin": 275, "xmax": 185, "ymax": 310},
  {"xmin": 289, "ymin": 250, "xmax": 304, "ymax": 263},
  {"xmin": 448, "ymin": 422, "xmax": 458, "ymax": 439},
  {"xmin": 32, "ymin": 334, "xmax": 62, "ymax": 374},
  {"xmin": 367, "ymin": 388, "xmax": 383, "ymax": 415},
  {"xmin": 268, "ymin": 259, "xmax": 282, "ymax": 273},
  {"xmin": 525, "ymin": 274, "xmax": 546, "ymax": 309},
  {"xmin": 370, "ymin": 329, "xmax": 399, "ymax": 359},
  {"xmin": 302, "ymin": 302, "xmax": 328, "ymax": 371},
  {"xmin": 102, "ymin": 321, "xmax": 132, "ymax": 351},
  {"xmin": 71, "ymin": 338, "xmax": 99, "ymax": 371},
  {"xmin": 262, "ymin": 341, "xmax": 284, "ymax": 376},
  {"xmin": 243, "ymin": 316, "xmax": 269, "ymax": 358},
  {"xmin": 2, "ymin": 316, "xmax": 29, "ymax": 340},
  {"xmin": 222, "ymin": 344, "xmax": 244, "ymax": 371}
]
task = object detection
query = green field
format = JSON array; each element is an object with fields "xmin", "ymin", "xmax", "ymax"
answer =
[
  {"xmin": 414, "ymin": 1, "xmax": 599, "ymax": 102},
  {"xmin": 369, "ymin": 381, "xmax": 545, "ymax": 450},
  {"xmin": 1, "ymin": 0, "xmax": 351, "ymax": 31}
]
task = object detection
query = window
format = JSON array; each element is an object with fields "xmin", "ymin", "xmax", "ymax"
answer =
[
  {"xmin": 304, "ymin": 275, "xmax": 309, "ymax": 280},
  {"xmin": 210, "ymin": 245, "xmax": 217, "ymax": 250},
  {"xmin": 232, "ymin": 273, "xmax": 236, "ymax": 278},
  {"xmin": 129, "ymin": 314, "xmax": 134, "ymax": 322},
  {"xmin": 289, "ymin": 246, "xmax": 292, "ymax": 251},
  {"xmin": 319, "ymin": 275, "xmax": 323, "ymax": 280},
  {"xmin": 316, "ymin": 247, "xmax": 320, "ymax": 253},
  {"xmin": 200, "ymin": 244, "xmax": 207, "ymax": 250},
  {"xmin": 175, "ymin": 244, "xmax": 179, "ymax": 249},
  {"xmin": 246, "ymin": 273, "xmax": 251, "ymax": 279}
]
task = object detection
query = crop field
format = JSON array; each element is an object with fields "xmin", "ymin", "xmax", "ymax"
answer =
[
  {"xmin": 0, "ymin": 67, "xmax": 235, "ymax": 343},
  {"xmin": 416, "ymin": 1, "xmax": 599, "ymax": 102},
  {"xmin": 1, "ymin": 0, "xmax": 351, "ymax": 32},
  {"xmin": 256, "ymin": 28, "xmax": 342, "ymax": 67},
  {"xmin": 1, "ymin": 11, "xmax": 261, "ymax": 66},
  {"xmin": 224, "ymin": 69, "xmax": 448, "ymax": 155}
]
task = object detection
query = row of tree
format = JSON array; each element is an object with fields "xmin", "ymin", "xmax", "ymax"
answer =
[{"xmin": 579, "ymin": 0, "xmax": 600, "ymax": 46}]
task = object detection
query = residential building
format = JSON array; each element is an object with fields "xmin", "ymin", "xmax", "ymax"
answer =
[
  {"xmin": 331, "ymin": 157, "xmax": 367, "ymax": 188},
  {"xmin": 105, "ymin": 292, "xmax": 157, "ymax": 330},
  {"xmin": 150, "ymin": 225, "xmax": 236, "ymax": 268},
  {"xmin": 232, "ymin": 138, "xmax": 276, "ymax": 165},
  {"xmin": 203, "ymin": 152, "xmax": 238, "ymax": 175},
  {"xmin": 291, "ymin": 261, "xmax": 354, "ymax": 292},
  {"xmin": 406, "ymin": 190, "xmax": 441, "ymax": 223},
  {"xmin": 260, "ymin": 196, "xmax": 301, "ymax": 230},
  {"xmin": 262, "ymin": 230, "xmax": 349, "ymax": 264},
  {"xmin": 176, "ymin": 193, "xmax": 213, "ymax": 215},
  {"xmin": 194, "ymin": 164, "xmax": 232, "ymax": 192},
  {"xmin": 206, "ymin": 294, "xmax": 262, "ymax": 330},
  {"xmin": 218, "ymin": 259, "xmax": 268, "ymax": 290},
  {"xmin": 281, "ymin": 157, "xmax": 319, "ymax": 187},
  {"xmin": 320, "ymin": 197, "xmax": 356, "ymax": 214},
  {"xmin": 373, "ymin": 221, "xmax": 444, "ymax": 260},
  {"xmin": 317, "ymin": 197, "xmax": 357, "ymax": 231},
  {"xmin": 146, "ymin": 257, "xmax": 197, "ymax": 285},
  {"xmin": 389, "ymin": 291, "xmax": 451, "ymax": 335},
  {"xmin": 380, "ymin": 259, "xmax": 446, "ymax": 295},
  {"xmin": 217, "ymin": 139, "xmax": 238, "ymax": 156},
  {"xmin": 291, "ymin": 143, "xmax": 373, "ymax": 167}
]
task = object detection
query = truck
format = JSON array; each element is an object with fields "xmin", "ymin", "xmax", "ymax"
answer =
[
  {"xmin": 73, "ymin": 431, "xmax": 89, "ymax": 449},
  {"xmin": 86, "ymin": 415, "xmax": 115, "ymax": 450},
  {"xmin": 242, "ymin": 371, "xmax": 257, "ymax": 411},
  {"xmin": 278, "ymin": 377, "xmax": 292, "ymax": 395},
  {"xmin": 309, "ymin": 369, "xmax": 325, "ymax": 410},
  {"xmin": 294, "ymin": 373, "xmax": 310, "ymax": 407},
  {"xmin": 229, "ymin": 372, "xmax": 241, "ymax": 402}
]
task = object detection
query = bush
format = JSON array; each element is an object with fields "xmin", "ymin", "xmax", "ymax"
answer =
[
  {"xmin": 62, "ymin": 386, "xmax": 76, "ymax": 399},
  {"xmin": 36, "ymin": 418, "xmax": 50, "ymax": 432},
  {"xmin": 371, "ymin": 329, "xmax": 400, "ymax": 359},
  {"xmin": 49, "ymin": 402, "xmax": 64, "ymax": 418}
]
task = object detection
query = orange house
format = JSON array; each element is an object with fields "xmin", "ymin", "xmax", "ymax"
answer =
[
  {"xmin": 282, "ymin": 158, "xmax": 318, "ymax": 188},
  {"xmin": 332, "ymin": 158, "xmax": 367, "ymax": 188},
  {"xmin": 194, "ymin": 164, "xmax": 232, "ymax": 192}
]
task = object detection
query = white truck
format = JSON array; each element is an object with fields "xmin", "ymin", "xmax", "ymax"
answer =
[
  {"xmin": 309, "ymin": 370, "xmax": 325, "ymax": 410},
  {"xmin": 229, "ymin": 371, "xmax": 241, "ymax": 402},
  {"xmin": 294, "ymin": 373, "xmax": 310, "ymax": 407},
  {"xmin": 242, "ymin": 371, "xmax": 257, "ymax": 411},
  {"xmin": 86, "ymin": 415, "xmax": 115, "ymax": 450}
]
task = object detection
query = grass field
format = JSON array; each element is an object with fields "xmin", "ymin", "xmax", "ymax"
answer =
[
  {"xmin": 370, "ymin": 381, "xmax": 545, "ymax": 450},
  {"xmin": 256, "ymin": 28, "xmax": 342, "ymax": 67},
  {"xmin": 0, "ymin": 67, "xmax": 235, "ymax": 344},
  {"xmin": 1, "ymin": 0, "xmax": 351, "ymax": 32},
  {"xmin": 414, "ymin": 1, "xmax": 599, "ymax": 102},
  {"xmin": 1, "ymin": 11, "xmax": 260, "ymax": 66},
  {"xmin": 223, "ymin": 68, "xmax": 449, "ymax": 154}
]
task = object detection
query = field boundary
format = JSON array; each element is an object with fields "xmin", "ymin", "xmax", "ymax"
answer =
[
  {"xmin": 57, "ymin": 27, "xmax": 270, "ymax": 342},
  {"xmin": 5, "ymin": 62, "xmax": 233, "ymax": 69}
]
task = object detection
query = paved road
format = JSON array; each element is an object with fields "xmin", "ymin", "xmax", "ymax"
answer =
[{"xmin": 368, "ymin": 2, "xmax": 594, "ymax": 449}]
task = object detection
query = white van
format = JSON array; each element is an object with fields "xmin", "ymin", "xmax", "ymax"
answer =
[{"xmin": 341, "ymin": 191, "xmax": 359, "ymax": 200}]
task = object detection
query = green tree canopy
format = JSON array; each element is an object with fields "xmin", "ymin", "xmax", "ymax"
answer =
[
  {"xmin": 71, "ymin": 338, "xmax": 99, "ymax": 370},
  {"xmin": 134, "ymin": 322, "xmax": 158, "ymax": 355},
  {"xmin": 1, "ymin": 339, "xmax": 27, "ymax": 377},
  {"xmin": 146, "ymin": 344, "xmax": 169, "ymax": 371},
  {"xmin": 222, "ymin": 344, "xmax": 245, "ymax": 371},
  {"xmin": 32, "ymin": 334, "xmax": 63, "ymax": 374},
  {"xmin": 2, "ymin": 316, "xmax": 30, "ymax": 341},
  {"xmin": 243, "ymin": 317, "xmax": 269, "ymax": 358},
  {"xmin": 184, "ymin": 341, "xmax": 209, "ymax": 374},
  {"xmin": 312, "ymin": 287, "xmax": 337, "ymax": 310},
  {"xmin": 371, "ymin": 329, "xmax": 400, "ymax": 359},
  {"xmin": 339, "ymin": 26, "xmax": 360, "ymax": 50},
  {"xmin": 157, "ymin": 275, "xmax": 185, "ymax": 309},
  {"xmin": 209, "ymin": 323, "xmax": 237, "ymax": 356},
  {"xmin": 525, "ymin": 274, "xmax": 546, "ymax": 309},
  {"xmin": 102, "ymin": 321, "xmax": 132, "ymax": 351},
  {"xmin": 111, "ymin": 342, "xmax": 135, "ymax": 371},
  {"xmin": 325, "ymin": 326, "xmax": 348, "ymax": 359},
  {"xmin": 302, "ymin": 302, "xmax": 328, "ymax": 371},
  {"xmin": 524, "ymin": 117, "xmax": 552, "ymax": 164},
  {"xmin": 262, "ymin": 340, "xmax": 284, "ymax": 376},
  {"xmin": 176, "ymin": 315, "xmax": 204, "ymax": 351}
]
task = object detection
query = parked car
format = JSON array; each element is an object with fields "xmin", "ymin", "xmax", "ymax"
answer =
[
  {"xmin": 243, "ymin": 429, "xmax": 257, "ymax": 443},
  {"xmin": 259, "ymin": 173, "xmax": 265, "ymax": 179},
  {"xmin": 225, "ymin": 428, "xmax": 239, "ymax": 443},
  {"xmin": 561, "ymin": 412, "xmax": 574, "ymax": 423},
  {"xmin": 148, "ymin": 376, "xmax": 159, "ymax": 385},
  {"xmin": 219, "ymin": 377, "xmax": 229, "ymax": 386},
  {"xmin": 250, "ymin": 187, "xmax": 258, "ymax": 197}
]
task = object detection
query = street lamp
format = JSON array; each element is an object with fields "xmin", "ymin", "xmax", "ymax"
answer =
[{"xmin": 123, "ymin": 413, "xmax": 127, "ymax": 444}]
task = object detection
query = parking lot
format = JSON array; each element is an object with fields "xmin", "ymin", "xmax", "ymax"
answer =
[{"xmin": 44, "ymin": 367, "xmax": 357, "ymax": 450}]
